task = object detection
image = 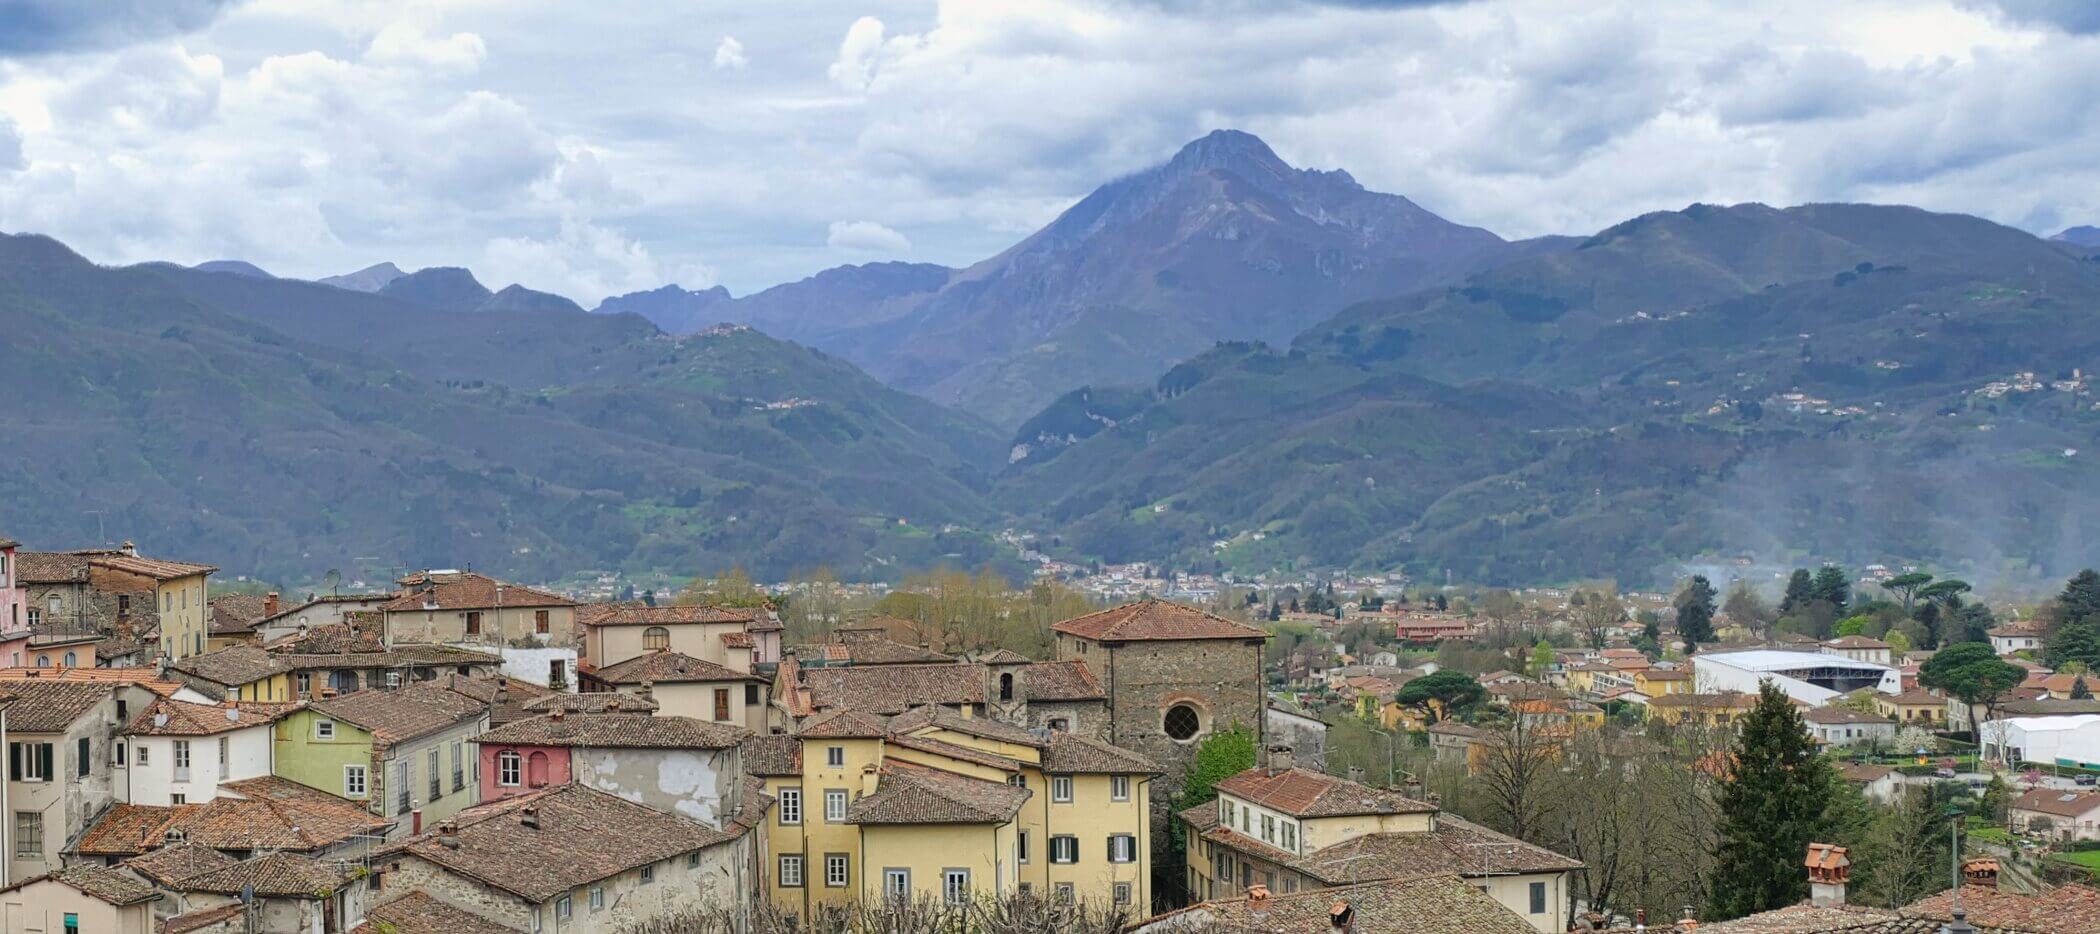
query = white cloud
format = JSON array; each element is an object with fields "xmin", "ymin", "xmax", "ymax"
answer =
[
  {"xmin": 0, "ymin": 118, "xmax": 22, "ymax": 171},
  {"xmin": 365, "ymin": 21, "xmax": 488, "ymax": 71},
  {"xmin": 483, "ymin": 216, "xmax": 716, "ymax": 306},
  {"xmin": 714, "ymin": 36, "xmax": 749, "ymax": 70},
  {"xmin": 826, "ymin": 219, "xmax": 911, "ymax": 253},
  {"xmin": 828, "ymin": 16, "xmax": 888, "ymax": 91}
]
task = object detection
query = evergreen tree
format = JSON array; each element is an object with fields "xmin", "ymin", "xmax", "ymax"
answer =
[
  {"xmin": 1674, "ymin": 575, "xmax": 1719, "ymax": 647},
  {"xmin": 2073, "ymin": 674, "xmax": 2093, "ymax": 700},
  {"xmin": 2048, "ymin": 618, "xmax": 2100, "ymax": 671},
  {"xmin": 1811, "ymin": 565, "xmax": 1851, "ymax": 616},
  {"xmin": 2062, "ymin": 569, "xmax": 2100, "ymax": 627},
  {"xmin": 1709, "ymin": 682, "xmax": 1836, "ymax": 920},
  {"xmin": 1781, "ymin": 569, "xmax": 1815, "ymax": 614},
  {"xmin": 1951, "ymin": 603, "xmax": 1996, "ymax": 645},
  {"xmin": 1434, "ymin": 594, "xmax": 1449, "ymax": 612}
]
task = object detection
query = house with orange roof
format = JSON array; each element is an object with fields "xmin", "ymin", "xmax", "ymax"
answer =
[{"xmin": 380, "ymin": 571, "xmax": 579, "ymax": 690}]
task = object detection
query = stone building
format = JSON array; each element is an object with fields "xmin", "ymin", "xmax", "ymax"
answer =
[{"xmin": 379, "ymin": 571, "xmax": 579, "ymax": 690}]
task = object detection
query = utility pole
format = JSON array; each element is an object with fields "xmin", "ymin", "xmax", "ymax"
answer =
[{"xmin": 1943, "ymin": 804, "xmax": 1974, "ymax": 934}]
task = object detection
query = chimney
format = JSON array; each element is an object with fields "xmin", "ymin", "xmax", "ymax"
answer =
[
  {"xmin": 1805, "ymin": 843, "xmax": 1849, "ymax": 908},
  {"xmin": 550, "ymin": 707, "xmax": 565, "ymax": 722},
  {"xmin": 1962, "ymin": 858, "xmax": 2000, "ymax": 889},
  {"xmin": 494, "ymin": 679, "xmax": 508, "ymax": 700},
  {"xmin": 1247, "ymin": 884, "xmax": 1270, "ymax": 915},
  {"xmin": 264, "ymin": 592, "xmax": 279, "ymax": 617},
  {"xmin": 1677, "ymin": 906, "xmax": 1699, "ymax": 930},
  {"xmin": 411, "ymin": 809, "xmax": 423, "ymax": 836},
  {"xmin": 437, "ymin": 821, "xmax": 460, "ymax": 849},
  {"xmin": 1636, "ymin": 908, "xmax": 1647, "ymax": 931},
  {"xmin": 1328, "ymin": 900, "xmax": 1354, "ymax": 932},
  {"xmin": 520, "ymin": 805, "xmax": 539, "ymax": 830},
  {"xmin": 121, "ymin": 540, "xmax": 137, "ymax": 557},
  {"xmin": 1267, "ymin": 745, "xmax": 1295, "ymax": 776},
  {"xmin": 861, "ymin": 765, "xmax": 881, "ymax": 797}
]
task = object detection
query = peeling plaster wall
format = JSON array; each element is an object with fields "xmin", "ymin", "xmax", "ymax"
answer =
[{"xmin": 574, "ymin": 747, "xmax": 741, "ymax": 831}]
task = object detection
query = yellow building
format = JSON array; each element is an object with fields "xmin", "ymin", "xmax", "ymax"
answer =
[
  {"xmin": 1179, "ymin": 762, "xmax": 1580, "ymax": 933},
  {"xmin": 1874, "ymin": 688, "xmax": 1945, "ymax": 726},
  {"xmin": 166, "ymin": 644, "xmax": 295, "ymax": 702},
  {"xmin": 1646, "ymin": 692, "xmax": 1759, "ymax": 729},
  {"xmin": 747, "ymin": 704, "xmax": 1158, "ymax": 916},
  {"xmin": 1634, "ymin": 667, "xmax": 1693, "ymax": 698},
  {"xmin": 82, "ymin": 550, "xmax": 215, "ymax": 662}
]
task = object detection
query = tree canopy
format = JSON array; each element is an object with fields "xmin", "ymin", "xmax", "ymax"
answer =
[
  {"xmin": 2046, "ymin": 618, "xmax": 2100, "ymax": 672},
  {"xmin": 1709, "ymin": 682, "xmax": 1836, "ymax": 920},
  {"xmin": 1395, "ymin": 670, "xmax": 1488, "ymax": 725},
  {"xmin": 1674, "ymin": 575, "xmax": 1718, "ymax": 646}
]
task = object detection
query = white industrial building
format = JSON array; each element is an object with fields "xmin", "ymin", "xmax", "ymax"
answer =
[
  {"xmin": 1982, "ymin": 714, "xmax": 2100, "ymax": 770},
  {"xmin": 1692, "ymin": 650, "xmax": 1901, "ymax": 705}
]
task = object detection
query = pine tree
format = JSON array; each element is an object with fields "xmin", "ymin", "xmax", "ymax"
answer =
[
  {"xmin": 2062, "ymin": 569, "xmax": 2100, "ymax": 627},
  {"xmin": 1781, "ymin": 569, "xmax": 1814, "ymax": 614},
  {"xmin": 1674, "ymin": 575, "xmax": 1719, "ymax": 647},
  {"xmin": 1811, "ymin": 565, "xmax": 1851, "ymax": 617},
  {"xmin": 1709, "ymin": 682, "xmax": 1836, "ymax": 920},
  {"xmin": 2073, "ymin": 675, "xmax": 2093, "ymax": 700},
  {"xmin": 2047, "ymin": 618, "xmax": 2100, "ymax": 671}
]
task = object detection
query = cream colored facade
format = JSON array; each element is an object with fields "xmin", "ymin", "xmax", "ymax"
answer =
[
  {"xmin": 760, "ymin": 720, "xmax": 1154, "ymax": 916},
  {"xmin": 588, "ymin": 619, "xmax": 753, "ymax": 670},
  {"xmin": 0, "ymin": 876, "xmax": 156, "ymax": 934},
  {"xmin": 156, "ymin": 572, "xmax": 210, "ymax": 662},
  {"xmin": 650, "ymin": 680, "xmax": 768, "ymax": 734}
]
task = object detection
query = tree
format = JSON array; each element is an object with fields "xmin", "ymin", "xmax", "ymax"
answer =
[
  {"xmin": 2047, "ymin": 618, "xmax": 2100, "ymax": 671},
  {"xmin": 2073, "ymin": 675, "xmax": 2093, "ymax": 700},
  {"xmin": 1879, "ymin": 572, "xmax": 1935, "ymax": 612},
  {"xmin": 1919, "ymin": 643, "xmax": 2024, "ymax": 761},
  {"xmin": 1781, "ymin": 569, "xmax": 1815, "ymax": 614},
  {"xmin": 1723, "ymin": 585, "xmax": 1774, "ymax": 634},
  {"xmin": 1474, "ymin": 713, "xmax": 1561, "ymax": 843},
  {"xmin": 1574, "ymin": 588, "xmax": 1626, "ymax": 650},
  {"xmin": 1918, "ymin": 579, "xmax": 1970, "ymax": 612},
  {"xmin": 1708, "ymin": 683, "xmax": 1836, "ymax": 920},
  {"xmin": 1528, "ymin": 640, "xmax": 1556, "ymax": 679},
  {"xmin": 1674, "ymin": 576, "xmax": 1718, "ymax": 647},
  {"xmin": 1883, "ymin": 629, "xmax": 1912, "ymax": 657},
  {"xmin": 1811, "ymin": 565, "xmax": 1851, "ymax": 617},
  {"xmin": 2061, "ymin": 569, "xmax": 2100, "ymax": 627},
  {"xmin": 1180, "ymin": 726, "xmax": 1256, "ymax": 809},
  {"xmin": 1394, "ymin": 670, "xmax": 1487, "ymax": 725},
  {"xmin": 1950, "ymin": 603, "xmax": 1995, "ymax": 645},
  {"xmin": 1857, "ymin": 785, "xmax": 1955, "ymax": 909}
]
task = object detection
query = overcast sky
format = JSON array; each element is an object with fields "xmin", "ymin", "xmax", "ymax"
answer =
[{"xmin": 0, "ymin": 0, "xmax": 2095, "ymax": 302}]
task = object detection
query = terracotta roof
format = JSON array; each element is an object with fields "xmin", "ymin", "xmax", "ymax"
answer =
[
  {"xmin": 120, "ymin": 842, "xmax": 239, "ymax": 887},
  {"xmin": 846, "ymin": 761, "xmax": 1031, "ymax": 824},
  {"xmin": 1639, "ymin": 668, "xmax": 1693, "ymax": 680},
  {"xmin": 274, "ymin": 644, "xmax": 504, "ymax": 671},
  {"xmin": 208, "ymin": 594, "xmax": 272, "ymax": 635},
  {"xmin": 1803, "ymin": 707, "xmax": 1895, "ymax": 725},
  {"xmin": 72, "ymin": 776, "xmax": 395, "ymax": 856},
  {"xmin": 884, "ymin": 732, "xmax": 1025, "ymax": 772},
  {"xmin": 590, "ymin": 650, "xmax": 760, "ymax": 685},
  {"xmin": 889, "ymin": 704, "xmax": 1044, "ymax": 747},
  {"xmin": 474, "ymin": 713, "xmax": 747, "ymax": 749},
  {"xmin": 161, "ymin": 903, "xmax": 248, "ymax": 934},
  {"xmin": 1024, "ymin": 659, "xmax": 1105, "ymax": 700},
  {"xmin": 1880, "ymin": 689, "xmax": 1942, "ymax": 706},
  {"xmin": 92, "ymin": 554, "xmax": 217, "ymax": 580},
  {"xmin": 1051, "ymin": 599, "xmax": 1267, "ymax": 642},
  {"xmin": 441, "ymin": 674, "xmax": 553, "ymax": 726},
  {"xmin": 168, "ymin": 645, "xmax": 287, "ymax": 687},
  {"xmin": 2011, "ymin": 788, "xmax": 2100, "ymax": 818},
  {"xmin": 1900, "ymin": 884, "xmax": 2100, "ymax": 933},
  {"xmin": 1825, "ymin": 636, "xmax": 1891, "ymax": 649},
  {"xmin": 978, "ymin": 649, "xmax": 1030, "ymax": 664},
  {"xmin": 1041, "ymin": 732, "xmax": 1161, "ymax": 774},
  {"xmin": 719, "ymin": 631, "xmax": 754, "ymax": 649},
  {"xmin": 1136, "ymin": 873, "xmax": 1536, "ymax": 934},
  {"xmin": 15, "ymin": 551, "xmax": 91, "ymax": 583},
  {"xmin": 309, "ymin": 682, "xmax": 488, "ymax": 745},
  {"xmin": 1837, "ymin": 762, "xmax": 1896, "ymax": 783},
  {"xmin": 0, "ymin": 678, "xmax": 111, "ymax": 732},
  {"xmin": 575, "ymin": 602, "xmax": 757, "ymax": 626},
  {"xmin": 519, "ymin": 691, "xmax": 658, "ymax": 714},
  {"xmin": 379, "ymin": 574, "xmax": 575, "ymax": 612},
  {"xmin": 1648, "ymin": 691, "xmax": 1760, "ymax": 709},
  {"xmin": 124, "ymin": 697, "xmax": 297, "ymax": 736},
  {"xmin": 1214, "ymin": 767, "xmax": 1437, "ymax": 818},
  {"xmin": 796, "ymin": 707, "xmax": 891, "ymax": 738},
  {"xmin": 800, "ymin": 662, "xmax": 985, "ymax": 714},
  {"xmin": 354, "ymin": 893, "xmax": 524, "ymax": 934},
  {"xmin": 1282, "ymin": 818, "xmax": 1582, "ymax": 885},
  {"xmin": 388, "ymin": 784, "xmax": 742, "ymax": 902},
  {"xmin": 175, "ymin": 851, "xmax": 359, "ymax": 898},
  {"xmin": 265, "ymin": 621, "xmax": 385, "ymax": 654},
  {"xmin": 790, "ymin": 637, "xmax": 954, "ymax": 666},
  {"xmin": 740, "ymin": 734, "xmax": 802, "ymax": 776},
  {"xmin": 1, "ymin": 864, "xmax": 160, "ymax": 906}
]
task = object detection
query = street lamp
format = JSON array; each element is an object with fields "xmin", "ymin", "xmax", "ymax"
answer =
[{"xmin": 1942, "ymin": 803, "xmax": 1975, "ymax": 934}]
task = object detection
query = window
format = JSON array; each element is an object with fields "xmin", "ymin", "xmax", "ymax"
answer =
[
  {"xmin": 778, "ymin": 789, "xmax": 801, "ymax": 825},
  {"xmin": 1163, "ymin": 703, "xmax": 1202, "ymax": 741},
  {"xmin": 643, "ymin": 626, "xmax": 670, "ymax": 650},
  {"xmin": 344, "ymin": 765, "xmax": 368, "ymax": 797},
  {"xmin": 556, "ymin": 896, "xmax": 571, "ymax": 921},
  {"xmin": 1008, "ymin": 774, "xmax": 1026, "ymax": 788},
  {"xmin": 884, "ymin": 868, "xmax": 910, "ymax": 899},
  {"xmin": 687, "ymin": 851, "xmax": 700, "ymax": 870},
  {"xmin": 548, "ymin": 660, "xmax": 566, "ymax": 690},
  {"xmin": 745, "ymin": 683, "xmax": 760, "ymax": 705},
  {"xmin": 1052, "ymin": 775, "xmax": 1073, "ymax": 803},
  {"xmin": 465, "ymin": 611, "xmax": 482, "ymax": 635},
  {"xmin": 1054, "ymin": 882, "xmax": 1074, "ymax": 903},
  {"xmin": 1048, "ymin": 717, "xmax": 1069, "ymax": 733},
  {"xmin": 61, "ymin": 651, "xmax": 75, "ymax": 667},
  {"xmin": 316, "ymin": 719, "xmax": 336, "ymax": 740},
  {"xmin": 64, "ymin": 914, "xmax": 78, "ymax": 934},
  {"xmin": 778, "ymin": 855, "xmax": 804, "ymax": 887},
  {"xmin": 535, "ymin": 609, "xmax": 550, "ymax": 634},
  {"xmin": 429, "ymin": 748, "xmax": 442, "ymax": 799},
  {"xmin": 825, "ymin": 853, "xmax": 850, "ymax": 887},
  {"xmin": 1114, "ymin": 882, "xmax": 1133, "ymax": 905},
  {"xmin": 1261, "ymin": 815, "xmax": 1274, "ymax": 842},
  {"xmin": 1016, "ymin": 830, "xmax": 1030, "ymax": 863},
  {"xmin": 1111, "ymin": 775, "xmax": 1130, "ymax": 801},
  {"xmin": 1281, "ymin": 821, "xmax": 1296, "ymax": 851},
  {"xmin": 589, "ymin": 887, "xmax": 604, "ymax": 911},
  {"xmin": 78, "ymin": 738, "xmax": 91, "ymax": 778},
  {"xmin": 713, "ymin": 688, "xmax": 731, "ymax": 722},
  {"xmin": 826, "ymin": 746, "xmax": 844, "ymax": 767},
  {"xmin": 25, "ymin": 608, "xmax": 37, "ymax": 626},
  {"xmin": 15, "ymin": 812, "xmax": 42, "ymax": 857},
  {"xmin": 1109, "ymin": 834, "xmax": 1137, "ymax": 864},
  {"xmin": 1221, "ymin": 799, "xmax": 1234, "ymax": 825},
  {"xmin": 173, "ymin": 740, "xmax": 191, "ymax": 781},
  {"xmin": 640, "ymin": 865, "xmax": 655, "ymax": 885},
  {"xmin": 1049, "ymin": 835, "xmax": 1078, "ymax": 864},
  {"xmin": 452, "ymin": 742, "xmax": 465, "ymax": 792},
  {"xmin": 943, "ymin": 869, "xmax": 970, "ymax": 905},
  {"xmin": 396, "ymin": 760, "xmax": 411, "ymax": 813},
  {"xmin": 114, "ymin": 742, "xmax": 126, "ymax": 767},
  {"xmin": 1283, "ymin": 876, "xmax": 1298, "ymax": 893},
  {"xmin": 1530, "ymin": 881, "xmax": 1547, "ymax": 914},
  {"xmin": 825, "ymin": 789, "xmax": 848, "ymax": 822},
  {"xmin": 136, "ymin": 745, "xmax": 149, "ymax": 766},
  {"xmin": 999, "ymin": 672, "xmax": 1014, "ymax": 701},
  {"xmin": 296, "ymin": 672, "xmax": 311, "ymax": 694}
]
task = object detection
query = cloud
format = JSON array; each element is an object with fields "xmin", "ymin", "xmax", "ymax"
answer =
[
  {"xmin": 54, "ymin": 44, "xmax": 224, "ymax": 136},
  {"xmin": 0, "ymin": 119, "xmax": 22, "ymax": 172},
  {"xmin": 365, "ymin": 21, "xmax": 487, "ymax": 71},
  {"xmin": 1960, "ymin": 0, "xmax": 2100, "ymax": 34},
  {"xmin": 0, "ymin": 0, "xmax": 241, "ymax": 54},
  {"xmin": 483, "ymin": 216, "xmax": 716, "ymax": 306},
  {"xmin": 826, "ymin": 219, "xmax": 911, "ymax": 253},
  {"xmin": 714, "ymin": 36, "xmax": 749, "ymax": 70},
  {"xmin": 828, "ymin": 16, "xmax": 888, "ymax": 91}
]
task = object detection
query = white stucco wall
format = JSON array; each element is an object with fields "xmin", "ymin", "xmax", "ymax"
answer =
[{"xmin": 120, "ymin": 725, "xmax": 273, "ymax": 805}]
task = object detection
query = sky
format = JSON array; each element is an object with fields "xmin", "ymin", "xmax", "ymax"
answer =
[{"xmin": 0, "ymin": 0, "xmax": 2097, "ymax": 303}]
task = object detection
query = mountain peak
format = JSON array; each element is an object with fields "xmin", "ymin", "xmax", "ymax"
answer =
[
  {"xmin": 317, "ymin": 262, "xmax": 406, "ymax": 293},
  {"xmin": 1164, "ymin": 129, "xmax": 1293, "ymax": 181}
]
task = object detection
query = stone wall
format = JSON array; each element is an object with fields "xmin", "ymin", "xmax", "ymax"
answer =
[{"xmin": 1099, "ymin": 639, "xmax": 1266, "ymax": 793}]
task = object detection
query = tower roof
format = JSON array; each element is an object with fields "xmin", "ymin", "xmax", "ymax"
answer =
[{"xmin": 1051, "ymin": 599, "xmax": 1266, "ymax": 642}]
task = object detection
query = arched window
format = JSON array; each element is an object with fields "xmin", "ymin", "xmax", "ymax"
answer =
[
  {"xmin": 1163, "ymin": 703, "xmax": 1203, "ymax": 742},
  {"xmin": 999, "ymin": 672, "xmax": 1014, "ymax": 701},
  {"xmin": 527, "ymin": 751, "xmax": 550, "ymax": 787},
  {"xmin": 498, "ymin": 751, "xmax": 523, "ymax": 787},
  {"xmin": 61, "ymin": 652, "xmax": 76, "ymax": 667},
  {"xmin": 643, "ymin": 627, "xmax": 670, "ymax": 651},
  {"xmin": 331, "ymin": 670, "xmax": 360, "ymax": 693},
  {"xmin": 35, "ymin": 654, "xmax": 49, "ymax": 668}
]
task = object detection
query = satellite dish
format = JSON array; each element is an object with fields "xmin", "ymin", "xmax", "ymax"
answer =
[{"xmin": 323, "ymin": 569, "xmax": 343, "ymax": 596}]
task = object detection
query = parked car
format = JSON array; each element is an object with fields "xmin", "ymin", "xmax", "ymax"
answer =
[
  {"xmin": 1935, "ymin": 767, "xmax": 1957, "ymax": 778},
  {"xmin": 2075, "ymin": 774, "xmax": 2097, "ymax": 786}
]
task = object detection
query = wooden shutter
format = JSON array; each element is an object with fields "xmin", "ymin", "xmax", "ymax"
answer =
[{"xmin": 8, "ymin": 742, "xmax": 18, "ymax": 781}]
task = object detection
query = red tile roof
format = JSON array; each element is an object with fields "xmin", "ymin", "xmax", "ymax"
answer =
[
  {"xmin": 124, "ymin": 697, "xmax": 298, "ymax": 736},
  {"xmin": 1214, "ymin": 767, "xmax": 1436, "ymax": 818},
  {"xmin": 574, "ymin": 602, "xmax": 757, "ymax": 627},
  {"xmin": 1051, "ymin": 599, "xmax": 1267, "ymax": 642},
  {"xmin": 379, "ymin": 573, "xmax": 574, "ymax": 612}
]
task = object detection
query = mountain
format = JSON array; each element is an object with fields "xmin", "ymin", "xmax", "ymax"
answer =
[
  {"xmin": 593, "ymin": 284, "xmax": 733, "ymax": 334},
  {"xmin": 2056, "ymin": 225, "xmax": 2100, "ymax": 248},
  {"xmin": 0, "ymin": 233, "xmax": 1010, "ymax": 585},
  {"xmin": 1000, "ymin": 202, "xmax": 2100, "ymax": 588},
  {"xmin": 692, "ymin": 130, "xmax": 1519, "ymax": 426},
  {"xmin": 378, "ymin": 266, "xmax": 494, "ymax": 308},
  {"xmin": 318, "ymin": 262, "xmax": 405, "ymax": 292},
  {"xmin": 191, "ymin": 260, "xmax": 273, "ymax": 279}
]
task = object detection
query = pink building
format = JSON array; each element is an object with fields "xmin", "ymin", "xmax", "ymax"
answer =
[
  {"xmin": 0, "ymin": 536, "xmax": 26, "ymax": 667},
  {"xmin": 474, "ymin": 733, "xmax": 576, "ymax": 803}
]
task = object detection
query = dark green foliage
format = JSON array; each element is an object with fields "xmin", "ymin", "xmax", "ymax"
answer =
[
  {"xmin": 1675, "ymin": 575, "xmax": 1718, "ymax": 646},
  {"xmin": 1950, "ymin": 603, "xmax": 1996, "ymax": 645},
  {"xmin": 1180, "ymin": 725, "xmax": 1257, "ymax": 808},
  {"xmin": 2046, "ymin": 619, "xmax": 2100, "ymax": 671},
  {"xmin": 1919, "ymin": 643, "xmax": 2025, "ymax": 736},
  {"xmin": 1811, "ymin": 566, "xmax": 1852, "ymax": 618},
  {"xmin": 1393, "ymin": 670, "xmax": 1487, "ymax": 724},
  {"xmin": 1709, "ymin": 683, "xmax": 1836, "ymax": 920},
  {"xmin": 1781, "ymin": 569, "xmax": 1815, "ymax": 613},
  {"xmin": 2073, "ymin": 675, "xmax": 2093, "ymax": 700},
  {"xmin": 1880, "ymin": 572, "xmax": 1934, "ymax": 611},
  {"xmin": 2062, "ymin": 569, "xmax": 2100, "ymax": 626}
]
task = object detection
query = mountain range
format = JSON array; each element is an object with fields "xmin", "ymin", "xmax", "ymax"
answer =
[{"xmin": 4, "ymin": 130, "xmax": 2099, "ymax": 589}]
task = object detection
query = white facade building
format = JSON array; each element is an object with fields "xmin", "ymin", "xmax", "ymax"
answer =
[
  {"xmin": 117, "ymin": 698, "xmax": 282, "ymax": 806},
  {"xmin": 1693, "ymin": 650, "xmax": 1900, "ymax": 705}
]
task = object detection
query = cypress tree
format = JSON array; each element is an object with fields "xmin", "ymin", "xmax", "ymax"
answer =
[
  {"xmin": 1780, "ymin": 569, "xmax": 1814, "ymax": 614},
  {"xmin": 2062, "ymin": 569, "xmax": 2100, "ymax": 627},
  {"xmin": 1811, "ymin": 565, "xmax": 1851, "ymax": 617},
  {"xmin": 1675, "ymin": 575, "xmax": 1719, "ymax": 646},
  {"xmin": 1709, "ymin": 682, "xmax": 1836, "ymax": 920}
]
